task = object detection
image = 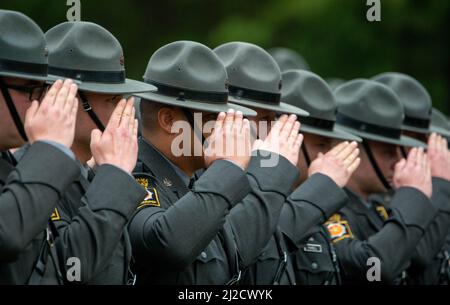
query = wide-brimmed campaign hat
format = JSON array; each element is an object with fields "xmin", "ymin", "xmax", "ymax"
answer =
[
  {"xmin": 334, "ymin": 79, "xmax": 426, "ymax": 148},
  {"xmin": 45, "ymin": 21, "xmax": 155, "ymax": 94},
  {"xmin": 267, "ymin": 47, "xmax": 310, "ymax": 72},
  {"xmin": 430, "ymin": 108, "xmax": 450, "ymax": 138},
  {"xmin": 213, "ymin": 42, "xmax": 309, "ymax": 117},
  {"xmin": 372, "ymin": 72, "xmax": 432, "ymax": 135},
  {"xmin": 0, "ymin": 9, "xmax": 48, "ymax": 81},
  {"xmin": 281, "ymin": 70, "xmax": 361, "ymax": 142},
  {"xmin": 134, "ymin": 41, "xmax": 256, "ymax": 116}
]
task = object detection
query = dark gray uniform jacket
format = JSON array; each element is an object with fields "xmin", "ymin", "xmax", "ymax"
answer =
[
  {"xmin": 328, "ymin": 187, "xmax": 436, "ymax": 284},
  {"xmin": 370, "ymin": 177, "xmax": 450, "ymax": 284},
  {"xmin": 52, "ymin": 163, "xmax": 146, "ymax": 284},
  {"xmin": 242, "ymin": 174, "xmax": 347, "ymax": 285},
  {"xmin": 0, "ymin": 142, "xmax": 79, "ymax": 284},
  {"xmin": 129, "ymin": 138, "xmax": 299, "ymax": 284}
]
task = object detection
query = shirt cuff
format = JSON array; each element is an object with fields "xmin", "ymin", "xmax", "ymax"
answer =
[{"xmin": 39, "ymin": 140, "xmax": 75, "ymax": 160}]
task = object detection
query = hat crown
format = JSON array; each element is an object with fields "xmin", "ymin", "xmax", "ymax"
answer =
[
  {"xmin": 0, "ymin": 9, "xmax": 47, "ymax": 65},
  {"xmin": 372, "ymin": 72, "xmax": 432, "ymax": 120},
  {"xmin": 268, "ymin": 47, "xmax": 310, "ymax": 72},
  {"xmin": 281, "ymin": 70, "xmax": 335, "ymax": 121},
  {"xmin": 144, "ymin": 41, "xmax": 228, "ymax": 93},
  {"xmin": 335, "ymin": 79, "xmax": 404, "ymax": 129},
  {"xmin": 214, "ymin": 42, "xmax": 282, "ymax": 94},
  {"xmin": 46, "ymin": 21, "xmax": 125, "ymax": 72}
]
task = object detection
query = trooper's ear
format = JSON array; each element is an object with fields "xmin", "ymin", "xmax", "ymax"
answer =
[{"xmin": 157, "ymin": 106, "xmax": 178, "ymax": 134}]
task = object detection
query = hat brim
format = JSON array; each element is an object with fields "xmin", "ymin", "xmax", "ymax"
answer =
[
  {"xmin": 430, "ymin": 125, "xmax": 450, "ymax": 138},
  {"xmin": 135, "ymin": 91, "xmax": 257, "ymax": 117},
  {"xmin": 0, "ymin": 70, "xmax": 48, "ymax": 82},
  {"xmin": 401, "ymin": 124, "xmax": 431, "ymax": 135},
  {"xmin": 337, "ymin": 125, "xmax": 427, "ymax": 148},
  {"xmin": 300, "ymin": 124, "xmax": 362, "ymax": 142},
  {"xmin": 47, "ymin": 75, "xmax": 156, "ymax": 94},
  {"xmin": 228, "ymin": 96, "xmax": 309, "ymax": 117}
]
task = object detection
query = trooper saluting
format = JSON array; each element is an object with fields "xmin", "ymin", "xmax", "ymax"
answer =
[{"xmin": 0, "ymin": 10, "xmax": 81, "ymax": 284}]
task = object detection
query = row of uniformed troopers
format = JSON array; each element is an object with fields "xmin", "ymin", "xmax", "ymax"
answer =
[{"xmin": 1, "ymin": 9, "xmax": 449, "ymax": 285}]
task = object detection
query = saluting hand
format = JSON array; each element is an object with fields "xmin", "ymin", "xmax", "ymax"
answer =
[
  {"xmin": 204, "ymin": 109, "xmax": 251, "ymax": 170},
  {"xmin": 90, "ymin": 97, "xmax": 139, "ymax": 174},
  {"xmin": 308, "ymin": 141, "xmax": 361, "ymax": 187},
  {"xmin": 427, "ymin": 133, "xmax": 450, "ymax": 181},
  {"xmin": 252, "ymin": 114, "xmax": 303, "ymax": 166},
  {"xmin": 393, "ymin": 147, "xmax": 432, "ymax": 198},
  {"xmin": 24, "ymin": 79, "xmax": 79, "ymax": 148}
]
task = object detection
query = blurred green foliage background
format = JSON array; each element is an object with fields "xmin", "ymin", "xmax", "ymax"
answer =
[{"xmin": 1, "ymin": 0, "xmax": 449, "ymax": 114}]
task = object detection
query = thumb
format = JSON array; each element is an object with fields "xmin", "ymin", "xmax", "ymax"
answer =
[
  {"xmin": 316, "ymin": 152, "xmax": 325, "ymax": 162},
  {"xmin": 25, "ymin": 100, "xmax": 39, "ymax": 121},
  {"xmin": 395, "ymin": 158, "xmax": 406, "ymax": 174},
  {"xmin": 90, "ymin": 129, "xmax": 102, "ymax": 150}
]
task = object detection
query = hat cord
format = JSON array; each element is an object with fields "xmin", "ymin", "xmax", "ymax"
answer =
[
  {"xmin": 302, "ymin": 143, "xmax": 311, "ymax": 166},
  {"xmin": 0, "ymin": 78, "xmax": 29, "ymax": 142},
  {"xmin": 361, "ymin": 140, "xmax": 392, "ymax": 191},
  {"xmin": 181, "ymin": 108, "xmax": 207, "ymax": 149},
  {"xmin": 400, "ymin": 147, "xmax": 408, "ymax": 159},
  {"xmin": 78, "ymin": 92, "xmax": 106, "ymax": 132}
]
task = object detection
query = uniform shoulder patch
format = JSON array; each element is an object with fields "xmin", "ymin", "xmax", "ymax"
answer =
[
  {"xmin": 325, "ymin": 219, "xmax": 354, "ymax": 243},
  {"xmin": 51, "ymin": 208, "xmax": 61, "ymax": 221},
  {"xmin": 134, "ymin": 173, "xmax": 160, "ymax": 209}
]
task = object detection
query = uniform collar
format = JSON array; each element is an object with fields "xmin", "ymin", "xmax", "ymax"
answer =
[
  {"xmin": 343, "ymin": 188, "xmax": 372, "ymax": 213},
  {"xmin": 344, "ymin": 187, "xmax": 385, "ymax": 230},
  {"xmin": 138, "ymin": 137, "xmax": 190, "ymax": 196}
]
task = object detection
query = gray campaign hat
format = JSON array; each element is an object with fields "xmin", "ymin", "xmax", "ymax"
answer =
[
  {"xmin": 214, "ymin": 42, "xmax": 309, "ymax": 117},
  {"xmin": 267, "ymin": 47, "xmax": 310, "ymax": 72},
  {"xmin": 0, "ymin": 9, "xmax": 48, "ymax": 81},
  {"xmin": 281, "ymin": 70, "xmax": 361, "ymax": 142},
  {"xmin": 335, "ymin": 79, "xmax": 426, "ymax": 148},
  {"xmin": 430, "ymin": 108, "xmax": 450, "ymax": 138},
  {"xmin": 134, "ymin": 41, "xmax": 256, "ymax": 116},
  {"xmin": 372, "ymin": 72, "xmax": 432, "ymax": 134},
  {"xmin": 45, "ymin": 21, "xmax": 156, "ymax": 94},
  {"xmin": 326, "ymin": 78, "xmax": 346, "ymax": 90}
]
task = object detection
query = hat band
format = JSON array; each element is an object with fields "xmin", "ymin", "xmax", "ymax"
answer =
[
  {"xmin": 403, "ymin": 115, "xmax": 430, "ymax": 129},
  {"xmin": 145, "ymin": 80, "xmax": 228, "ymax": 104},
  {"xmin": 0, "ymin": 58, "xmax": 47, "ymax": 77},
  {"xmin": 301, "ymin": 116, "xmax": 335, "ymax": 131},
  {"xmin": 336, "ymin": 113, "xmax": 402, "ymax": 139},
  {"xmin": 48, "ymin": 66, "xmax": 126, "ymax": 84},
  {"xmin": 228, "ymin": 85, "xmax": 281, "ymax": 105}
]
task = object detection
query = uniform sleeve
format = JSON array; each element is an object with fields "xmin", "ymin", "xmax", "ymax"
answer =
[
  {"xmin": 409, "ymin": 177, "xmax": 450, "ymax": 271},
  {"xmin": 329, "ymin": 187, "xmax": 437, "ymax": 283},
  {"xmin": 0, "ymin": 141, "xmax": 79, "ymax": 261},
  {"xmin": 279, "ymin": 173, "xmax": 348, "ymax": 247},
  {"xmin": 128, "ymin": 160, "xmax": 251, "ymax": 271},
  {"xmin": 227, "ymin": 151, "xmax": 299, "ymax": 267},
  {"xmin": 52, "ymin": 164, "xmax": 146, "ymax": 283}
]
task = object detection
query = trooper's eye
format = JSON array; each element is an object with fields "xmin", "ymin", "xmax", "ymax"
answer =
[
  {"xmin": 31, "ymin": 86, "xmax": 47, "ymax": 101},
  {"xmin": 105, "ymin": 95, "xmax": 122, "ymax": 103}
]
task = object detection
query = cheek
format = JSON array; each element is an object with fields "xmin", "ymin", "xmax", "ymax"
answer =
[
  {"xmin": 377, "ymin": 155, "xmax": 397, "ymax": 176},
  {"xmin": 91, "ymin": 103, "xmax": 117, "ymax": 126},
  {"xmin": 10, "ymin": 92, "xmax": 31, "ymax": 120},
  {"xmin": 103, "ymin": 104, "xmax": 117, "ymax": 122},
  {"xmin": 308, "ymin": 146, "xmax": 323, "ymax": 160}
]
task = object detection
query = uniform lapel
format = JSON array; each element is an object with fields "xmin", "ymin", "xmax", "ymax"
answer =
[
  {"xmin": 138, "ymin": 138, "xmax": 190, "ymax": 200},
  {"xmin": 0, "ymin": 154, "xmax": 14, "ymax": 186},
  {"xmin": 344, "ymin": 189, "xmax": 384, "ymax": 233}
]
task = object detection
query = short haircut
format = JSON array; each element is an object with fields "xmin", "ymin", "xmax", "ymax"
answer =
[{"xmin": 139, "ymin": 99, "xmax": 168, "ymax": 131}]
